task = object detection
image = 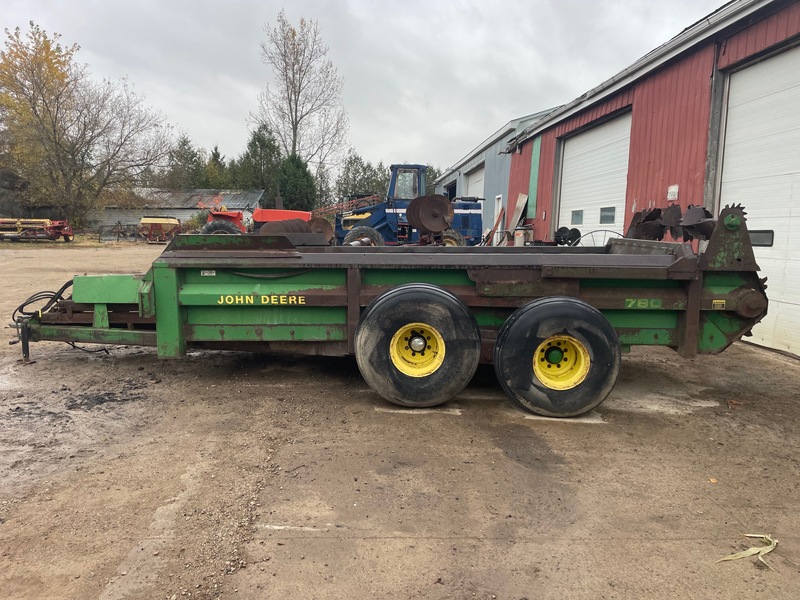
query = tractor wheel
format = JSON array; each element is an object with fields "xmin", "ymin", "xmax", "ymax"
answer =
[
  {"xmin": 200, "ymin": 220, "xmax": 241, "ymax": 235},
  {"xmin": 355, "ymin": 284, "xmax": 481, "ymax": 408},
  {"xmin": 441, "ymin": 230, "xmax": 466, "ymax": 247},
  {"xmin": 494, "ymin": 297, "xmax": 620, "ymax": 417},
  {"xmin": 259, "ymin": 219, "xmax": 312, "ymax": 234},
  {"xmin": 343, "ymin": 225, "xmax": 384, "ymax": 247}
]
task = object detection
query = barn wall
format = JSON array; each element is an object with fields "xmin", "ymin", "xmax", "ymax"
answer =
[
  {"xmin": 87, "ymin": 208, "xmax": 199, "ymax": 228},
  {"xmin": 626, "ymin": 45, "xmax": 715, "ymax": 224},
  {"xmin": 718, "ymin": 1, "xmax": 800, "ymax": 69},
  {"xmin": 506, "ymin": 142, "xmax": 533, "ymax": 234},
  {"xmin": 514, "ymin": 2, "xmax": 800, "ymax": 242},
  {"xmin": 531, "ymin": 89, "xmax": 636, "ymax": 240}
]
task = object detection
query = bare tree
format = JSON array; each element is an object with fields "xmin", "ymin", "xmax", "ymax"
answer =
[
  {"xmin": 0, "ymin": 23, "xmax": 171, "ymax": 221},
  {"xmin": 256, "ymin": 11, "xmax": 348, "ymax": 194}
]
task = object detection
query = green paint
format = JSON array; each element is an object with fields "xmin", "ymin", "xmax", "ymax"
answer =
[
  {"xmin": 582, "ymin": 279, "xmax": 681, "ymax": 289},
  {"xmin": 93, "ymin": 304, "xmax": 109, "ymax": 328},
  {"xmin": 35, "ymin": 325, "xmax": 157, "ymax": 346},
  {"xmin": 723, "ymin": 213, "xmax": 741, "ymax": 230},
  {"xmin": 473, "ymin": 310, "xmax": 514, "ymax": 327},
  {"xmin": 181, "ymin": 288, "xmax": 318, "ymax": 306},
  {"xmin": 602, "ymin": 310, "xmax": 678, "ymax": 329},
  {"xmin": 139, "ymin": 280, "xmax": 155, "ymax": 317},
  {"xmin": 73, "ymin": 275, "xmax": 142, "ymax": 304},
  {"xmin": 24, "ymin": 237, "xmax": 765, "ymax": 361},
  {"xmin": 527, "ymin": 136, "xmax": 542, "ymax": 219},
  {"xmin": 703, "ymin": 272, "xmax": 748, "ymax": 290},
  {"xmin": 699, "ymin": 311, "xmax": 747, "ymax": 353},
  {"xmin": 182, "ymin": 269, "xmax": 344, "ymax": 286},
  {"xmin": 362, "ymin": 270, "xmax": 473, "ymax": 286},
  {"xmin": 187, "ymin": 324, "xmax": 346, "ymax": 343},
  {"xmin": 623, "ymin": 298, "xmax": 664, "ymax": 309},
  {"xmin": 153, "ymin": 264, "xmax": 185, "ymax": 357},
  {"xmin": 617, "ymin": 329, "xmax": 674, "ymax": 346},
  {"xmin": 185, "ymin": 306, "xmax": 345, "ymax": 326}
]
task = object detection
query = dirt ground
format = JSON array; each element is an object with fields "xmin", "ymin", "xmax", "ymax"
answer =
[{"xmin": 1, "ymin": 240, "xmax": 799, "ymax": 600}]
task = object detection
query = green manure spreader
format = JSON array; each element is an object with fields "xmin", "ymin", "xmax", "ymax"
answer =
[{"xmin": 13, "ymin": 204, "xmax": 769, "ymax": 417}]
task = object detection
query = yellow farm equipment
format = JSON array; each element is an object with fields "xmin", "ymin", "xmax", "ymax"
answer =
[{"xmin": 138, "ymin": 217, "xmax": 182, "ymax": 243}]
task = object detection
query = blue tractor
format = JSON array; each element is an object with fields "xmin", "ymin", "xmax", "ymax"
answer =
[{"xmin": 334, "ymin": 164, "xmax": 483, "ymax": 246}]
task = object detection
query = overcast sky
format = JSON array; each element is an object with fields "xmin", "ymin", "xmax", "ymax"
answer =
[{"xmin": 5, "ymin": 0, "xmax": 727, "ymax": 171}]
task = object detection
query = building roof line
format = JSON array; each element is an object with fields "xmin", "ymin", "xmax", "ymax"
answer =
[
  {"xmin": 506, "ymin": 0, "xmax": 772, "ymax": 151},
  {"xmin": 436, "ymin": 109, "xmax": 554, "ymax": 184}
]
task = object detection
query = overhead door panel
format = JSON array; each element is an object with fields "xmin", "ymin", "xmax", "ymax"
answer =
[
  {"xmin": 720, "ymin": 45, "xmax": 800, "ymax": 355},
  {"xmin": 466, "ymin": 166, "xmax": 485, "ymax": 198},
  {"xmin": 558, "ymin": 113, "xmax": 631, "ymax": 237}
]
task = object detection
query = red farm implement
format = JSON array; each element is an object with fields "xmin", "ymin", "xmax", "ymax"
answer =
[
  {"xmin": 0, "ymin": 218, "xmax": 74, "ymax": 242},
  {"xmin": 138, "ymin": 217, "xmax": 182, "ymax": 243}
]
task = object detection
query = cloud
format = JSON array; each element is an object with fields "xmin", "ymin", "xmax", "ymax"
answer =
[{"xmin": 5, "ymin": 0, "xmax": 726, "ymax": 170}]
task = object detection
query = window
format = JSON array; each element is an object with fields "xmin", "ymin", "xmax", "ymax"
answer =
[
  {"xmin": 571, "ymin": 210, "xmax": 583, "ymax": 225},
  {"xmin": 599, "ymin": 207, "xmax": 616, "ymax": 224},
  {"xmin": 394, "ymin": 170, "xmax": 418, "ymax": 200}
]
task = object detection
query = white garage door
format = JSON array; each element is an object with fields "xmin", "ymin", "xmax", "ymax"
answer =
[
  {"xmin": 720, "ymin": 45, "xmax": 800, "ymax": 355},
  {"xmin": 558, "ymin": 112, "xmax": 632, "ymax": 238},
  {"xmin": 466, "ymin": 165, "xmax": 485, "ymax": 198}
]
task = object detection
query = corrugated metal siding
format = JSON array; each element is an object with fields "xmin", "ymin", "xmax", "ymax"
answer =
[
  {"xmin": 507, "ymin": 144, "xmax": 533, "ymax": 232},
  {"xmin": 510, "ymin": 2, "xmax": 800, "ymax": 243},
  {"xmin": 457, "ymin": 142, "xmax": 516, "ymax": 230},
  {"xmin": 87, "ymin": 208, "xmax": 200, "ymax": 228},
  {"xmin": 527, "ymin": 136, "xmax": 542, "ymax": 220},
  {"xmin": 527, "ymin": 47, "xmax": 714, "ymax": 239},
  {"xmin": 112, "ymin": 189, "xmax": 263, "ymax": 210},
  {"xmin": 533, "ymin": 131, "xmax": 557, "ymax": 240},
  {"xmin": 531, "ymin": 89, "xmax": 635, "ymax": 240},
  {"xmin": 626, "ymin": 45, "xmax": 715, "ymax": 225},
  {"xmin": 718, "ymin": 2, "xmax": 800, "ymax": 69},
  {"xmin": 552, "ymin": 90, "xmax": 636, "ymax": 137},
  {"xmin": 484, "ymin": 146, "xmax": 512, "ymax": 206}
]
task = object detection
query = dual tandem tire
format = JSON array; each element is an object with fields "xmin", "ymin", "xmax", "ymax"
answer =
[
  {"xmin": 355, "ymin": 284, "xmax": 481, "ymax": 408},
  {"xmin": 494, "ymin": 297, "xmax": 621, "ymax": 417},
  {"xmin": 355, "ymin": 289, "xmax": 620, "ymax": 417}
]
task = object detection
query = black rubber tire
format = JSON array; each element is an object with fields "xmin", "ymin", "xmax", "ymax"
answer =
[
  {"xmin": 200, "ymin": 220, "xmax": 242, "ymax": 235},
  {"xmin": 355, "ymin": 283, "xmax": 481, "ymax": 408},
  {"xmin": 494, "ymin": 296, "xmax": 620, "ymax": 417},
  {"xmin": 259, "ymin": 219, "xmax": 312, "ymax": 234},
  {"xmin": 441, "ymin": 230, "xmax": 466, "ymax": 246},
  {"xmin": 343, "ymin": 225, "xmax": 384, "ymax": 246},
  {"xmin": 63, "ymin": 234, "xmax": 74, "ymax": 242}
]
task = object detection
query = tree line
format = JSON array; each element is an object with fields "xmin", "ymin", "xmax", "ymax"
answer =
[{"xmin": 0, "ymin": 16, "xmax": 441, "ymax": 224}]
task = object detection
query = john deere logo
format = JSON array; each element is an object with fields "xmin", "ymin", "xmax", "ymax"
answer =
[{"xmin": 216, "ymin": 294, "xmax": 306, "ymax": 305}]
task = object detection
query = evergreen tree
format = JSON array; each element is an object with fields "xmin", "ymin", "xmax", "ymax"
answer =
[
  {"xmin": 334, "ymin": 149, "xmax": 390, "ymax": 198},
  {"xmin": 277, "ymin": 154, "xmax": 316, "ymax": 211},
  {"xmin": 159, "ymin": 135, "xmax": 204, "ymax": 189},
  {"xmin": 425, "ymin": 165, "xmax": 442, "ymax": 195},
  {"xmin": 204, "ymin": 145, "xmax": 229, "ymax": 188},
  {"xmin": 231, "ymin": 125, "xmax": 281, "ymax": 205}
]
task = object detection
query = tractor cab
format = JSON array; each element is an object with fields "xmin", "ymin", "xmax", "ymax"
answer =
[
  {"xmin": 388, "ymin": 164, "xmax": 427, "ymax": 201},
  {"xmin": 333, "ymin": 163, "xmax": 483, "ymax": 246}
]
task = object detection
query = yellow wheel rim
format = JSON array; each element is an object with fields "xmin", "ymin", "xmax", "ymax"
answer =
[
  {"xmin": 389, "ymin": 322, "xmax": 446, "ymax": 377},
  {"xmin": 533, "ymin": 335, "xmax": 590, "ymax": 390},
  {"xmin": 442, "ymin": 236, "xmax": 459, "ymax": 247}
]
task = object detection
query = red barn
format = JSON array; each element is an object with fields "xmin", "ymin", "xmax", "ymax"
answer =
[{"xmin": 506, "ymin": 0, "xmax": 800, "ymax": 355}]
